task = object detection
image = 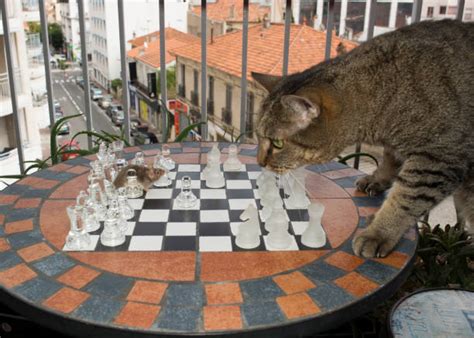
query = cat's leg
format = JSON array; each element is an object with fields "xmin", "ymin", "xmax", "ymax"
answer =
[
  {"xmin": 356, "ymin": 147, "xmax": 402, "ymax": 196},
  {"xmin": 453, "ymin": 175, "xmax": 474, "ymax": 234},
  {"xmin": 353, "ymin": 156, "xmax": 464, "ymax": 258}
]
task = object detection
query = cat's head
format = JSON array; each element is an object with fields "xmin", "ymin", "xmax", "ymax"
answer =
[{"xmin": 253, "ymin": 72, "xmax": 335, "ymax": 174}]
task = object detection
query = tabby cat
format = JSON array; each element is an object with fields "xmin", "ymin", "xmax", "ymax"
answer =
[{"xmin": 252, "ymin": 19, "xmax": 474, "ymax": 258}]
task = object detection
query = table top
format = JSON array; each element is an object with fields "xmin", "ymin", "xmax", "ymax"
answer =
[{"xmin": 0, "ymin": 142, "xmax": 417, "ymax": 337}]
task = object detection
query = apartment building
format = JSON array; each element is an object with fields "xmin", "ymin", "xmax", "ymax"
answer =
[
  {"xmin": 421, "ymin": 0, "xmax": 474, "ymax": 21},
  {"xmin": 90, "ymin": 0, "xmax": 188, "ymax": 92},
  {"xmin": 171, "ymin": 22, "xmax": 357, "ymax": 141},
  {"xmin": 57, "ymin": 0, "xmax": 90, "ymax": 61}
]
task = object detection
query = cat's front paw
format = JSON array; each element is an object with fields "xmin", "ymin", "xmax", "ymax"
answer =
[
  {"xmin": 352, "ymin": 228, "xmax": 397, "ymax": 258},
  {"xmin": 355, "ymin": 176, "xmax": 389, "ymax": 197}
]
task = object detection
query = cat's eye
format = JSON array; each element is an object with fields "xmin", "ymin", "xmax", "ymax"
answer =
[{"xmin": 272, "ymin": 139, "xmax": 284, "ymax": 149}]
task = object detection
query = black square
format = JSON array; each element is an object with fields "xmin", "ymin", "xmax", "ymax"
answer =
[
  {"xmin": 246, "ymin": 164, "xmax": 261, "ymax": 171},
  {"xmin": 223, "ymin": 172, "xmax": 249, "ymax": 180},
  {"xmin": 168, "ymin": 210, "xmax": 200, "ymax": 222},
  {"xmin": 231, "ymin": 236, "xmax": 266, "ymax": 251},
  {"xmin": 226, "ymin": 189, "xmax": 254, "ymax": 199},
  {"xmin": 176, "ymin": 172, "xmax": 201, "ymax": 180},
  {"xmin": 198, "ymin": 222, "xmax": 231, "ymax": 236},
  {"xmin": 286, "ymin": 209, "xmax": 309, "ymax": 222},
  {"xmin": 133, "ymin": 222, "xmax": 166, "ymax": 236},
  {"xmin": 162, "ymin": 236, "xmax": 196, "ymax": 251},
  {"xmin": 200, "ymin": 199, "xmax": 229, "ymax": 210},
  {"xmin": 229, "ymin": 210, "xmax": 245, "ymax": 223},
  {"xmin": 128, "ymin": 210, "xmax": 141, "ymax": 223},
  {"xmin": 142, "ymin": 199, "xmax": 172, "ymax": 209},
  {"xmin": 95, "ymin": 236, "xmax": 132, "ymax": 252},
  {"xmin": 172, "ymin": 189, "xmax": 200, "ymax": 199}
]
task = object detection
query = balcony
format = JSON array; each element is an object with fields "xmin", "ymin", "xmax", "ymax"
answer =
[
  {"xmin": 0, "ymin": 70, "xmax": 30, "ymax": 117},
  {"xmin": 22, "ymin": 0, "xmax": 39, "ymax": 22},
  {"xmin": 222, "ymin": 107, "xmax": 232, "ymax": 125},
  {"xmin": 207, "ymin": 99, "xmax": 214, "ymax": 115},
  {"xmin": 191, "ymin": 90, "xmax": 199, "ymax": 106},
  {"xmin": 26, "ymin": 33, "xmax": 42, "ymax": 58}
]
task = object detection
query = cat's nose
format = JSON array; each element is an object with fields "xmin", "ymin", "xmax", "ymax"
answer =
[{"xmin": 257, "ymin": 140, "xmax": 270, "ymax": 167}]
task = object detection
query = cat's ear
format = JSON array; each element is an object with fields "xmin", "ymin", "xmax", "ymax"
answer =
[
  {"xmin": 280, "ymin": 95, "xmax": 320, "ymax": 130},
  {"xmin": 251, "ymin": 72, "xmax": 281, "ymax": 92}
]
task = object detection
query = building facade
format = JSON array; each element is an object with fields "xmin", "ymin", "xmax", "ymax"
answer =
[{"xmin": 58, "ymin": 0, "xmax": 90, "ymax": 62}]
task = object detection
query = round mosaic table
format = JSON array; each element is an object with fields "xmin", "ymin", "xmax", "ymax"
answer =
[{"xmin": 0, "ymin": 142, "xmax": 417, "ymax": 337}]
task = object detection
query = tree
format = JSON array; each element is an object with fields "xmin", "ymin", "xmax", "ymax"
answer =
[
  {"xmin": 157, "ymin": 66, "xmax": 176, "ymax": 99},
  {"xmin": 111, "ymin": 78, "xmax": 122, "ymax": 92},
  {"xmin": 27, "ymin": 22, "xmax": 41, "ymax": 34},
  {"xmin": 48, "ymin": 23, "xmax": 64, "ymax": 51}
]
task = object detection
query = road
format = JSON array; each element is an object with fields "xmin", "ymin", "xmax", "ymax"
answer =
[{"xmin": 52, "ymin": 67, "xmax": 120, "ymax": 149}]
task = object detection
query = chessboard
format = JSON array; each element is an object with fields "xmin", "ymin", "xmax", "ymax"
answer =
[{"xmin": 64, "ymin": 164, "xmax": 329, "ymax": 252}]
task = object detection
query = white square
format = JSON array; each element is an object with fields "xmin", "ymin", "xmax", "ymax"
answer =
[
  {"xmin": 125, "ymin": 222, "xmax": 136, "ymax": 236},
  {"xmin": 223, "ymin": 164, "xmax": 246, "ymax": 172},
  {"xmin": 175, "ymin": 179, "xmax": 201, "ymax": 189},
  {"xmin": 178, "ymin": 164, "xmax": 201, "ymax": 172},
  {"xmin": 199, "ymin": 236, "xmax": 233, "ymax": 252},
  {"xmin": 263, "ymin": 235, "xmax": 299, "ymax": 251},
  {"xmin": 253, "ymin": 189, "xmax": 260, "ymax": 199},
  {"xmin": 226, "ymin": 180, "xmax": 252, "ymax": 189},
  {"xmin": 128, "ymin": 199, "xmax": 144, "ymax": 210},
  {"xmin": 229, "ymin": 199, "xmax": 257, "ymax": 210},
  {"xmin": 284, "ymin": 197, "xmax": 311, "ymax": 210},
  {"xmin": 200, "ymin": 189, "xmax": 226, "ymax": 199},
  {"xmin": 291, "ymin": 221, "xmax": 309, "ymax": 235},
  {"xmin": 173, "ymin": 199, "xmax": 201, "ymax": 210},
  {"xmin": 200, "ymin": 210, "xmax": 229, "ymax": 222},
  {"xmin": 63, "ymin": 235, "xmax": 99, "ymax": 251},
  {"xmin": 168, "ymin": 171, "xmax": 177, "ymax": 180},
  {"xmin": 146, "ymin": 189, "xmax": 173, "ymax": 199},
  {"xmin": 230, "ymin": 222, "xmax": 262, "ymax": 236},
  {"xmin": 259, "ymin": 210, "xmax": 289, "ymax": 222},
  {"xmin": 166, "ymin": 222, "xmax": 196, "ymax": 236},
  {"xmin": 139, "ymin": 210, "xmax": 169, "ymax": 222},
  {"xmin": 129, "ymin": 236, "xmax": 163, "ymax": 251},
  {"xmin": 248, "ymin": 171, "xmax": 261, "ymax": 180}
]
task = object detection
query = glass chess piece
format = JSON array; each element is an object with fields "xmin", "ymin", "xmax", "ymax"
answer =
[
  {"xmin": 235, "ymin": 204, "xmax": 260, "ymax": 249},
  {"xmin": 117, "ymin": 187, "xmax": 135, "ymax": 220},
  {"xmin": 108, "ymin": 198, "xmax": 128, "ymax": 234},
  {"xmin": 266, "ymin": 216, "xmax": 292, "ymax": 249},
  {"xmin": 65, "ymin": 204, "xmax": 91, "ymax": 250},
  {"xmin": 76, "ymin": 190, "xmax": 101, "ymax": 232},
  {"xmin": 261, "ymin": 192, "xmax": 283, "ymax": 222},
  {"xmin": 125, "ymin": 168, "xmax": 143, "ymax": 198},
  {"xmin": 301, "ymin": 203, "xmax": 327, "ymax": 248},
  {"xmin": 153, "ymin": 151, "xmax": 172, "ymax": 187},
  {"xmin": 205, "ymin": 156, "xmax": 225, "ymax": 188},
  {"xmin": 176, "ymin": 176, "xmax": 198, "ymax": 208},
  {"xmin": 86, "ymin": 183, "xmax": 108, "ymax": 221},
  {"xmin": 223, "ymin": 144, "xmax": 243, "ymax": 171},
  {"xmin": 131, "ymin": 151, "xmax": 146, "ymax": 166},
  {"xmin": 264, "ymin": 208, "xmax": 287, "ymax": 233},
  {"xmin": 202, "ymin": 144, "xmax": 221, "ymax": 179},
  {"xmin": 100, "ymin": 208, "xmax": 126, "ymax": 247},
  {"xmin": 96, "ymin": 142, "xmax": 108, "ymax": 164},
  {"xmin": 111, "ymin": 140, "xmax": 124, "ymax": 160},
  {"xmin": 161, "ymin": 144, "xmax": 176, "ymax": 171}
]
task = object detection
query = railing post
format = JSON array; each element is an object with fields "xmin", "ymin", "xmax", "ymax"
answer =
[
  {"xmin": 239, "ymin": 0, "xmax": 249, "ymax": 140},
  {"xmin": 118, "ymin": 0, "xmax": 131, "ymax": 144},
  {"xmin": 78, "ymin": 0, "xmax": 93, "ymax": 149},
  {"xmin": 367, "ymin": 0, "xmax": 377, "ymax": 40},
  {"xmin": 282, "ymin": 0, "xmax": 292, "ymax": 76},
  {"xmin": 200, "ymin": 0, "xmax": 208, "ymax": 140},
  {"xmin": 159, "ymin": 0, "xmax": 167, "ymax": 143},
  {"xmin": 456, "ymin": 0, "xmax": 465, "ymax": 20},
  {"xmin": 38, "ymin": 0, "xmax": 55, "ymax": 127},
  {"xmin": 325, "ymin": 0, "xmax": 335, "ymax": 60},
  {"xmin": 1, "ymin": 0, "xmax": 26, "ymax": 174},
  {"xmin": 411, "ymin": 0, "xmax": 423, "ymax": 23}
]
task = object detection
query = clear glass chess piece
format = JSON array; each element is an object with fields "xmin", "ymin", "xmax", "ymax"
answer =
[
  {"xmin": 125, "ymin": 169, "xmax": 143, "ymax": 198},
  {"xmin": 205, "ymin": 156, "xmax": 225, "ymax": 188},
  {"xmin": 153, "ymin": 151, "xmax": 172, "ymax": 187},
  {"xmin": 161, "ymin": 144, "xmax": 176, "ymax": 170},
  {"xmin": 203, "ymin": 144, "xmax": 220, "ymax": 179},
  {"xmin": 111, "ymin": 140, "xmax": 124, "ymax": 160},
  {"xmin": 86, "ymin": 183, "xmax": 107, "ymax": 221},
  {"xmin": 301, "ymin": 203, "xmax": 327, "ymax": 248},
  {"xmin": 76, "ymin": 190, "xmax": 100, "ymax": 232},
  {"xmin": 65, "ymin": 204, "xmax": 91, "ymax": 250},
  {"xmin": 105, "ymin": 146, "xmax": 116, "ymax": 166},
  {"xmin": 176, "ymin": 176, "xmax": 198, "ymax": 208},
  {"xmin": 96, "ymin": 142, "xmax": 108, "ymax": 164},
  {"xmin": 100, "ymin": 209, "xmax": 126, "ymax": 247},
  {"xmin": 224, "ymin": 144, "xmax": 243, "ymax": 171},
  {"xmin": 131, "ymin": 151, "xmax": 146, "ymax": 166},
  {"xmin": 108, "ymin": 198, "xmax": 128, "ymax": 234},
  {"xmin": 117, "ymin": 187, "xmax": 134, "ymax": 220}
]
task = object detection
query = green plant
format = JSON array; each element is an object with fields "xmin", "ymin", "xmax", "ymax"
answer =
[
  {"xmin": 414, "ymin": 222, "xmax": 474, "ymax": 290},
  {"xmin": 111, "ymin": 78, "xmax": 122, "ymax": 92},
  {"xmin": 157, "ymin": 67, "xmax": 176, "ymax": 98}
]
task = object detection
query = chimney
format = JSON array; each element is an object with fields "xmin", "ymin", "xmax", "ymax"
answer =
[{"xmin": 262, "ymin": 14, "xmax": 270, "ymax": 29}]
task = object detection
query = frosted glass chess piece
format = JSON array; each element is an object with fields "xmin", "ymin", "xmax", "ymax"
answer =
[
  {"xmin": 223, "ymin": 144, "xmax": 243, "ymax": 171},
  {"xmin": 100, "ymin": 208, "xmax": 126, "ymax": 247},
  {"xmin": 285, "ymin": 172, "xmax": 310, "ymax": 209},
  {"xmin": 261, "ymin": 191, "xmax": 283, "ymax": 221},
  {"xmin": 131, "ymin": 151, "xmax": 146, "ymax": 166},
  {"xmin": 236, "ymin": 204, "xmax": 260, "ymax": 249},
  {"xmin": 280, "ymin": 172, "xmax": 294, "ymax": 197},
  {"xmin": 202, "ymin": 144, "xmax": 221, "ymax": 180},
  {"xmin": 176, "ymin": 176, "xmax": 198, "ymax": 208},
  {"xmin": 266, "ymin": 215, "xmax": 292, "ymax": 249},
  {"xmin": 301, "ymin": 203, "xmax": 327, "ymax": 248},
  {"xmin": 64, "ymin": 204, "xmax": 91, "ymax": 250},
  {"xmin": 205, "ymin": 157, "xmax": 225, "ymax": 188},
  {"xmin": 76, "ymin": 190, "xmax": 100, "ymax": 232},
  {"xmin": 153, "ymin": 152, "xmax": 172, "ymax": 187},
  {"xmin": 117, "ymin": 187, "xmax": 134, "ymax": 220},
  {"xmin": 259, "ymin": 179, "xmax": 279, "ymax": 208},
  {"xmin": 161, "ymin": 144, "xmax": 176, "ymax": 170},
  {"xmin": 125, "ymin": 168, "xmax": 143, "ymax": 198},
  {"xmin": 265, "ymin": 208, "xmax": 287, "ymax": 232}
]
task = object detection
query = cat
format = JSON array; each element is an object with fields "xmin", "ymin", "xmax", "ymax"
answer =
[
  {"xmin": 113, "ymin": 164, "xmax": 164, "ymax": 191},
  {"xmin": 252, "ymin": 19, "xmax": 474, "ymax": 258}
]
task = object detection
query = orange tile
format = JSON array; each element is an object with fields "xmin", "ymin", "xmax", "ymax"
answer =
[
  {"xmin": 50, "ymin": 174, "xmax": 88, "ymax": 199},
  {"xmin": 183, "ymin": 147, "xmax": 201, "ymax": 153},
  {"xmin": 143, "ymin": 149, "xmax": 160, "ymax": 156},
  {"xmin": 0, "ymin": 194, "xmax": 20, "ymax": 205},
  {"xmin": 374, "ymin": 251, "xmax": 409, "ymax": 269},
  {"xmin": 322, "ymin": 168, "xmax": 362, "ymax": 180},
  {"xmin": 114, "ymin": 302, "xmax": 160, "ymax": 329},
  {"xmin": 123, "ymin": 146, "xmax": 142, "ymax": 153},
  {"xmin": 127, "ymin": 280, "xmax": 168, "ymax": 304},
  {"xmin": 0, "ymin": 214, "xmax": 4, "ymax": 225},
  {"xmin": 203, "ymin": 305, "xmax": 243, "ymax": 331},
  {"xmin": 49, "ymin": 163, "xmax": 73, "ymax": 172},
  {"xmin": 0, "ymin": 238, "xmax": 11, "ymax": 252},
  {"xmin": 43, "ymin": 287, "xmax": 90, "ymax": 314},
  {"xmin": 4, "ymin": 219, "xmax": 34, "ymax": 234},
  {"xmin": 0, "ymin": 264, "xmax": 37, "ymax": 288},
  {"xmin": 14, "ymin": 198, "xmax": 41, "ymax": 209},
  {"xmin": 205, "ymin": 283, "xmax": 243, "ymax": 305},
  {"xmin": 56, "ymin": 266, "xmax": 101, "ymax": 289},
  {"xmin": 276, "ymin": 293, "xmax": 320, "ymax": 319},
  {"xmin": 171, "ymin": 153, "xmax": 200, "ymax": 164},
  {"xmin": 325, "ymin": 251, "xmax": 364, "ymax": 272},
  {"xmin": 358, "ymin": 207, "xmax": 379, "ymax": 217},
  {"xmin": 66, "ymin": 165, "xmax": 90, "ymax": 175},
  {"xmin": 17, "ymin": 242, "xmax": 55, "ymax": 263},
  {"xmin": 273, "ymin": 271, "xmax": 316, "ymax": 295},
  {"xmin": 17, "ymin": 176, "xmax": 59, "ymax": 190},
  {"xmin": 344, "ymin": 188, "xmax": 368, "ymax": 197},
  {"xmin": 334, "ymin": 272, "xmax": 379, "ymax": 297}
]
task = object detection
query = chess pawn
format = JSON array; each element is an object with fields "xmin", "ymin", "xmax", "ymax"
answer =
[
  {"xmin": 205, "ymin": 158, "xmax": 225, "ymax": 188},
  {"xmin": 76, "ymin": 191, "xmax": 100, "ymax": 232},
  {"xmin": 265, "ymin": 208, "xmax": 287, "ymax": 233},
  {"xmin": 223, "ymin": 144, "xmax": 242, "ymax": 171},
  {"xmin": 176, "ymin": 176, "xmax": 198, "ymax": 208},
  {"xmin": 65, "ymin": 204, "xmax": 91, "ymax": 250},
  {"xmin": 153, "ymin": 152, "xmax": 172, "ymax": 187},
  {"xmin": 203, "ymin": 144, "xmax": 221, "ymax": 179},
  {"xmin": 266, "ymin": 217, "xmax": 292, "ymax": 249},
  {"xmin": 301, "ymin": 203, "xmax": 326, "ymax": 248},
  {"xmin": 100, "ymin": 209, "xmax": 126, "ymax": 247},
  {"xmin": 117, "ymin": 187, "xmax": 134, "ymax": 220},
  {"xmin": 125, "ymin": 169, "xmax": 143, "ymax": 198},
  {"xmin": 161, "ymin": 144, "xmax": 176, "ymax": 170},
  {"xmin": 261, "ymin": 193, "xmax": 283, "ymax": 221},
  {"xmin": 285, "ymin": 176, "xmax": 310, "ymax": 209}
]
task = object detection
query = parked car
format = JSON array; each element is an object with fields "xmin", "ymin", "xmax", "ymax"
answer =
[
  {"xmin": 60, "ymin": 140, "xmax": 81, "ymax": 161},
  {"xmin": 54, "ymin": 112, "xmax": 70, "ymax": 135},
  {"xmin": 133, "ymin": 130, "xmax": 158, "ymax": 145},
  {"xmin": 111, "ymin": 108, "xmax": 125, "ymax": 126},
  {"xmin": 106, "ymin": 103, "xmax": 123, "ymax": 118},
  {"xmin": 54, "ymin": 100, "xmax": 63, "ymax": 115},
  {"xmin": 98, "ymin": 95, "xmax": 113, "ymax": 109},
  {"xmin": 90, "ymin": 87, "xmax": 103, "ymax": 101}
]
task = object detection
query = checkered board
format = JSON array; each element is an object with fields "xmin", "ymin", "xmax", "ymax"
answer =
[{"xmin": 66, "ymin": 164, "xmax": 326, "ymax": 252}]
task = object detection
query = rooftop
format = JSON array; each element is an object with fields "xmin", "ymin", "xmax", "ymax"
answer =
[
  {"xmin": 191, "ymin": 0, "xmax": 270, "ymax": 23},
  {"xmin": 171, "ymin": 23, "xmax": 358, "ymax": 80}
]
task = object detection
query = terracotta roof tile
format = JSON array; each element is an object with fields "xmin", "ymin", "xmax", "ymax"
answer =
[
  {"xmin": 192, "ymin": 0, "xmax": 270, "ymax": 23},
  {"xmin": 171, "ymin": 24, "xmax": 358, "ymax": 80}
]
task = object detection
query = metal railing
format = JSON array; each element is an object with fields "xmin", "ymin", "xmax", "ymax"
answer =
[
  {"xmin": 1, "ymin": 0, "xmax": 469, "ymax": 175},
  {"xmin": 0, "ymin": 70, "xmax": 22, "ymax": 100}
]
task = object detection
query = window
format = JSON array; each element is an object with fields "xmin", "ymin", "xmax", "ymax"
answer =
[
  {"xmin": 209, "ymin": 76, "xmax": 214, "ymax": 101},
  {"xmin": 225, "ymin": 85, "xmax": 232, "ymax": 111},
  {"xmin": 439, "ymin": 6, "xmax": 447, "ymax": 14},
  {"xmin": 180, "ymin": 64, "xmax": 186, "ymax": 97},
  {"xmin": 193, "ymin": 69, "xmax": 199, "ymax": 93},
  {"xmin": 427, "ymin": 6, "xmax": 434, "ymax": 17},
  {"xmin": 246, "ymin": 92, "xmax": 255, "ymax": 132}
]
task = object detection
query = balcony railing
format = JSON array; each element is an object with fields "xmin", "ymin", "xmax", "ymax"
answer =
[
  {"xmin": 191, "ymin": 90, "xmax": 199, "ymax": 106},
  {"xmin": 22, "ymin": 0, "xmax": 39, "ymax": 12},
  {"xmin": 207, "ymin": 99, "xmax": 214, "ymax": 116},
  {"xmin": 222, "ymin": 107, "xmax": 232, "ymax": 125},
  {"xmin": 0, "ymin": 70, "xmax": 22, "ymax": 100}
]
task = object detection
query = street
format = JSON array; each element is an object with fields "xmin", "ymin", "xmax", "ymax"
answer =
[{"xmin": 52, "ymin": 67, "xmax": 120, "ymax": 149}]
